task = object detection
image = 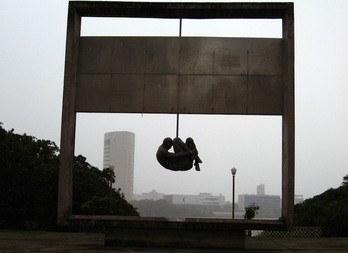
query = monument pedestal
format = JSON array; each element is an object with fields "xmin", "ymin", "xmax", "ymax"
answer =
[
  {"xmin": 105, "ymin": 226, "xmax": 245, "ymax": 249},
  {"xmin": 68, "ymin": 215, "xmax": 285, "ymax": 250}
]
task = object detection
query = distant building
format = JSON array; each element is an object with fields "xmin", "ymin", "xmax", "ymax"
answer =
[
  {"xmin": 132, "ymin": 193, "xmax": 142, "ymax": 201},
  {"xmin": 165, "ymin": 193, "xmax": 225, "ymax": 206},
  {"xmin": 257, "ymin": 184, "xmax": 265, "ymax": 195},
  {"xmin": 295, "ymin": 195, "xmax": 304, "ymax": 204},
  {"xmin": 239, "ymin": 185, "xmax": 281, "ymax": 218},
  {"xmin": 239, "ymin": 194, "xmax": 281, "ymax": 218},
  {"xmin": 103, "ymin": 131, "xmax": 135, "ymax": 201},
  {"xmin": 142, "ymin": 190, "xmax": 164, "ymax": 201}
]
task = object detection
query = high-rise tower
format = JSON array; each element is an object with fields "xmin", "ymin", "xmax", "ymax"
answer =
[
  {"xmin": 103, "ymin": 131, "xmax": 135, "ymax": 201},
  {"xmin": 257, "ymin": 184, "xmax": 265, "ymax": 196}
]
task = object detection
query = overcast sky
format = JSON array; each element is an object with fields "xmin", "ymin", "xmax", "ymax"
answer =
[{"xmin": 1, "ymin": 0, "xmax": 348, "ymax": 202}]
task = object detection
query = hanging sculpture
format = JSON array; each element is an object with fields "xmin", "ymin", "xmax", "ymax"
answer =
[{"xmin": 156, "ymin": 137, "xmax": 202, "ymax": 171}]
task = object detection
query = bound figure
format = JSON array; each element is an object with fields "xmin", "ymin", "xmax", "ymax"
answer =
[{"xmin": 156, "ymin": 137, "xmax": 202, "ymax": 171}]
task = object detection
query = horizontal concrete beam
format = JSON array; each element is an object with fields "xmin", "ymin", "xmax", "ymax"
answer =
[
  {"xmin": 71, "ymin": 1, "xmax": 292, "ymax": 19},
  {"xmin": 68, "ymin": 215, "xmax": 286, "ymax": 231}
]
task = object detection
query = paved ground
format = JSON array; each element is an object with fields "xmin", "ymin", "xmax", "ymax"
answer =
[{"xmin": 0, "ymin": 230, "xmax": 347, "ymax": 252}]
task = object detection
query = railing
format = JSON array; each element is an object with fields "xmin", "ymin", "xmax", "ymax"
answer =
[{"xmin": 252, "ymin": 227, "xmax": 323, "ymax": 238}]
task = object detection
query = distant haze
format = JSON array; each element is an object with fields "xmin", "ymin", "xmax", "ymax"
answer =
[{"xmin": 1, "ymin": 0, "xmax": 348, "ymax": 202}]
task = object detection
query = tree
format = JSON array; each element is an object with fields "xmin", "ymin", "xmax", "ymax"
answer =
[
  {"xmin": 243, "ymin": 203, "xmax": 260, "ymax": 219},
  {"xmin": 72, "ymin": 159, "xmax": 138, "ymax": 216},
  {"xmin": 0, "ymin": 123, "xmax": 59, "ymax": 228},
  {"xmin": 243, "ymin": 203, "xmax": 260, "ymax": 236},
  {"xmin": 342, "ymin": 174, "xmax": 348, "ymax": 186},
  {"xmin": 0, "ymin": 123, "xmax": 138, "ymax": 230},
  {"xmin": 81, "ymin": 195, "xmax": 139, "ymax": 216},
  {"xmin": 294, "ymin": 174, "xmax": 348, "ymax": 236}
]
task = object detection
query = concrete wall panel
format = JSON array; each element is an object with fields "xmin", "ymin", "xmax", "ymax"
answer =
[
  {"xmin": 76, "ymin": 37, "xmax": 282, "ymax": 115},
  {"xmin": 212, "ymin": 76, "xmax": 248, "ymax": 114}
]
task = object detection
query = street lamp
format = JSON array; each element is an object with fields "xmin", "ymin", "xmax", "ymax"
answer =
[
  {"xmin": 231, "ymin": 167, "xmax": 237, "ymax": 219},
  {"xmin": 109, "ymin": 165, "xmax": 114, "ymax": 198}
]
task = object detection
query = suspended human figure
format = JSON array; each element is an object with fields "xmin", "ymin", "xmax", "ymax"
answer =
[{"xmin": 156, "ymin": 137, "xmax": 202, "ymax": 171}]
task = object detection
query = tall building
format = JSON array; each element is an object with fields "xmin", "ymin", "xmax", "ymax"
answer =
[
  {"xmin": 257, "ymin": 184, "xmax": 265, "ymax": 195},
  {"xmin": 103, "ymin": 131, "xmax": 135, "ymax": 201}
]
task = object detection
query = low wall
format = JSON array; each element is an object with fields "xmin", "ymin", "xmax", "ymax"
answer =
[
  {"xmin": 68, "ymin": 215, "xmax": 285, "ymax": 249},
  {"xmin": 105, "ymin": 226, "xmax": 245, "ymax": 249}
]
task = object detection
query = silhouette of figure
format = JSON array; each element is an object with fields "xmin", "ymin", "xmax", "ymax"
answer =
[{"xmin": 156, "ymin": 137, "xmax": 202, "ymax": 171}]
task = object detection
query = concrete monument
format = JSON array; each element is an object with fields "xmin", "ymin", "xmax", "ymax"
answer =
[{"xmin": 58, "ymin": 2, "xmax": 294, "ymax": 249}]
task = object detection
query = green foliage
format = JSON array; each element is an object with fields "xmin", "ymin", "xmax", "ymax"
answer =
[
  {"xmin": 72, "ymin": 156, "xmax": 110, "ymax": 213},
  {"xmin": 243, "ymin": 203, "xmax": 260, "ymax": 219},
  {"xmin": 0, "ymin": 123, "xmax": 59, "ymax": 227},
  {"xmin": 343, "ymin": 175, "xmax": 348, "ymax": 186},
  {"xmin": 294, "ymin": 175, "xmax": 348, "ymax": 236},
  {"xmin": 81, "ymin": 195, "xmax": 139, "ymax": 216},
  {"xmin": 0, "ymin": 123, "xmax": 138, "ymax": 229}
]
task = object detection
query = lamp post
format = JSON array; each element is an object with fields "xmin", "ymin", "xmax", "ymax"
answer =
[
  {"xmin": 109, "ymin": 165, "xmax": 114, "ymax": 198},
  {"xmin": 231, "ymin": 167, "xmax": 237, "ymax": 219}
]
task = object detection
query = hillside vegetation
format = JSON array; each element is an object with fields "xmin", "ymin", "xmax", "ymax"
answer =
[
  {"xmin": 0, "ymin": 123, "xmax": 138, "ymax": 230},
  {"xmin": 295, "ymin": 175, "xmax": 348, "ymax": 236}
]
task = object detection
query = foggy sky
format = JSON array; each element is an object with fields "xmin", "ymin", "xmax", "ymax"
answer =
[{"xmin": 1, "ymin": 0, "xmax": 348, "ymax": 202}]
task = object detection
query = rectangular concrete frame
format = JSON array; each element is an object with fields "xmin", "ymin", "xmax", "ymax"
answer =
[{"xmin": 58, "ymin": 1, "xmax": 294, "ymax": 233}]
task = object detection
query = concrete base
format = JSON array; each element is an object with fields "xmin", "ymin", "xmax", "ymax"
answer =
[
  {"xmin": 105, "ymin": 227, "xmax": 245, "ymax": 249},
  {"xmin": 67, "ymin": 215, "xmax": 285, "ymax": 250}
]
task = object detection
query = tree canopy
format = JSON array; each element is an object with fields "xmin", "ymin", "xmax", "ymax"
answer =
[
  {"xmin": 294, "ymin": 175, "xmax": 348, "ymax": 236},
  {"xmin": 0, "ymin": 123, "xmax": 138, "ymax": 230}
]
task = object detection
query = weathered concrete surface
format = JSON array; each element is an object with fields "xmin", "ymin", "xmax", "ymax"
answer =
[
  {"xmin": 1, "ymin": 230, "xmax": 348, "ymax": 253},
  {"xmin": 68, "ymin": 215, "xmax": 286, "ymax": 230},
  {"xmin": 69, "ymin": 216, "xmax": 284, "ymax": 249},
  {"xmin": 105, "ymin": 227, "xmax": 245, "ymax": 249},
  {"xmin": 59, "ymin": 2, "xmax": 295, "ymax": 228}
]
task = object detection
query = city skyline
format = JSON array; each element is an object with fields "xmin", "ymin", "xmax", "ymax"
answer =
[
  {"xmin": 132, "ymin": 184, "xmax": 289, "ymax": 219},
  {"xmin": 133, "ymin": 183, "xmax": 299, "ymax": 204}
]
